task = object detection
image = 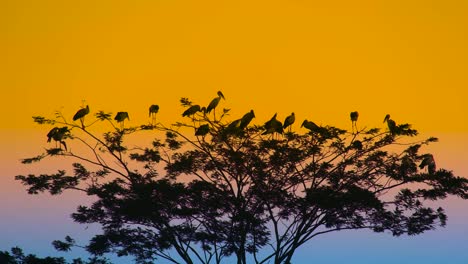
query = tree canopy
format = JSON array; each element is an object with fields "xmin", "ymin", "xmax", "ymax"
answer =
[{"xmin": 16, "ymin": 92, "xmax": 468, "ymax": 264}]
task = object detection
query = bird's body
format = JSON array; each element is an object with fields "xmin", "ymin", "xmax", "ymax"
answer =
[
  {"xmin": 240, "ymin": 110, "xmax": 255, "ymax": 129},
  {"xmin": 47, "ymin": 127, "xmax": 59, "ymax": 143},
  {"xmin": 283, "ymin": 112, "xmax": 295, "ymax": 131},
  {"xmin": 206, "ymin": 91, "xmax": 225, "ymax": 118},
  {"xmin": 73, "ymin": 105, "xmax": 89, "ymax": 128},
  {"xmin": 149, "ymin": 105, "xmax": 159, "ymax": 117},
  {"xmin": 419, "ymin": 154, "xmax": 436, "ymax": 174},
  {"xmin": 263, "ymin": 113, "xmax": 283, "ymax": 136},
  {"xmin": 206, "ymin": 97, "xmax": 221, "ymax": 114},
  {"xmin": 383, "ymin": 114, "xmax": 397, "ymax": 135},
  {"xmin": 195, "ymin": 124, "xmax": 210, "ymax": 136},
  {"xmin": 115, "ymin": 112, "xmax": 129, "ymax": 129},
  {"xmin": 182, "ymin": 105, "xmax": 201, "ymax": 117},
  {"xmin": 350, "ymin": 111, "xmax": 359, "ymax": 133},
  {"xmin": 114, "ymin": 112, "xmax": 130, "ymax": 122},
  {"xmin": 47, "ymin": 126, "xmax": 69, "ymax": 150},
  {"xmin": 73, "ymin": 105, "xmax": 90, "ymax": 121},
  {"xmin": 350, "ymin": 111, "xmax": 359, "ymax": 122},
  {"xmin": 149, "ymin": 105, "xmax": 159, "ymax": 125},
  {"xmin": 301, "ymin": 120, "xmax": 319, "ymax": 132}
]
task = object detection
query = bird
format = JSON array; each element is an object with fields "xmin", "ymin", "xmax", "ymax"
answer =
[
  {"xmin": 206, "ymin": 91, "xmax": 225, "ymax": 118},
  {"xmin": 350, "ymin": 111, "xmax": 359, "ymax": 133},
  {"xmin": 47, "ymin": 126, "xmax": 69, "ymax": 150},
  {"xmin": 73, "ymin": 105, "xmax": 89, "ymax": 128},
  {"xmin": 217, "ymin": 90, "xmax": 225, "ymax": 100},
  {"xmin": 149, "ymin": 105, "xmax": 159, "ymax": 125},
  {"xmin": 383, "ymin": 114, "xmax": 397, "ymax": 135},
  {"xmin": 114, "ymin": 112, "xmax": 129, "ymax": 129},
  {"xmin": 47, "ymin": 127, "xmax": 60, "ymax": 143},
  {"xmin": 263, "ymin": 113, "xmax": 283, "ymax": 137},
  {"xmin": 419, "ymin": 154, "xmax": 436, "ymax": 174},
  {"xmin": 182, "ymin": 105, "xmax": 201, "ymax": 117},
  {"xmin": 240, "ymin": 110, "xmax": 255, "ymax": 129},
  {"xmin": 301, "ymin": 120, "xmax": 320, "ymax": 133},
  {"xmin": 195, "ymin": 124, "xmax": 210, "ymax": 137},
  {"xmin": 283, "ymin": 112, "xmax": 295, "ymax": 132}
]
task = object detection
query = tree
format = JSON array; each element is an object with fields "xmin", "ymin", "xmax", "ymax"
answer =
[
  {"xmin": 0, "ymin": 246, "xmax": 110, "ymax": 264},
  {"xmin": 16, "ymin": 92, "xmax": 468, "ymax": 264}
]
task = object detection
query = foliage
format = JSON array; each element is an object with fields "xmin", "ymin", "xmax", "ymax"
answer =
[
  {"xmin": 0, "ymin": 247, "xmax": 110, "ymax": 264},
  {"xmin": 15, "ymin": 93, "xmax": 468, "ymax": 264}
]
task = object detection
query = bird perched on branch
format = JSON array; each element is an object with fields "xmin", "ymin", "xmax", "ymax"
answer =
[
  {"xmin": 195, "ymin": 124, "xmax": 210, "ymax": 137},
  {"xmin": 240, "ymin": 110, "xmax": 255, "ymax": 129},
  {"xmin": 263, "ymin": 113, "xmax": 283, "ymax": 137},
  {"xmin": 73, "ymin": 105, "xmax": 89, "ymax": 128},
  {"xmin": 206, "ymin": 91, "xmax": 225, "ymax": 119},
  {"xmin": 283, "ymin": 112, "xmax": 295, "ymax": 132},
  {"xmin": 301, "ymin": 120, "xmax": 319, "ymax": 133},
  {"xmin": 114, "ymin": 112, "xmax": 129, "ymax": 129},
  {"xmin": 350, "ymin": 111, "xmax": 359, "ymax": 133},
  {"xmin": 383, "ymin": 114, "xmax": 397, "ymax": 135},
  {"xmin": 47, "ymin": 126, "xmax": 69, "ymax": 150},
  {"xmin": 149, "ymin": 105, "xmax": 159, "ymax": 125},
  {"xmin": 182, "ymin": 105, "xmax": 201, "ymax": 117},
  {"xmin": 419, "ymin": 154, "xmax": 436, "ymax": 174}
]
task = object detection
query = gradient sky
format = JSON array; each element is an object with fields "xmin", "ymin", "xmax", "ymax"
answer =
[{"xmin": 1, "ymin": 0, "xmax": 468, "ymax": 263}]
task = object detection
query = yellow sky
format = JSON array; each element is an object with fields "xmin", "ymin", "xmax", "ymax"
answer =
[{"xmin": 1, "ymin": 0, "xmax": 468, "ymax": 133}]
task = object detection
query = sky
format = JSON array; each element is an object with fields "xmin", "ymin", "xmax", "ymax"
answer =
[{"xmin": 1, "ymin": 0, "xmax": 468, "ymax": 263}]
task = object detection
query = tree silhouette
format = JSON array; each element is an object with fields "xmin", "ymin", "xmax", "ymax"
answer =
[
  {"xmin": 16, "ymin": 93, "xmax": 468, "ymax": 264},
  {"xmin": 0, "ymin": 246, "xmax": 110, "ymax": 264}
]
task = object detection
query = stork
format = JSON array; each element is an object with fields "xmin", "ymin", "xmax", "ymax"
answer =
[
  {"xmin": 114, "ymin": 112, "xmax": 129, "ymax": 130},
  {"xmin": 149, "ymin": 104, "xmax": 159, "ymax": 125},
  {"xmin": 195, "ymin": 124, "xmax": 210, "ymax": 137},
  {"xmin": 301, "ymin": 120, "xmax": 319, "ymax": 133},
  {"xmin": 350, "ymin": 111, "xmax": 359, "ymax": 133},
  {"xmin": 263, "ymin": 113, "xmax": 283, "ymax": 138},
  {"xmin": 283, "ymin": 112, "xmax": 295, "ymax": 132},
  {"xmin": 240, "ymin": 110, "xmax": 255, "ymax": 129},
  {"xmin": 47, "ymin": 126, "xmax": 69, "ymax": 150},
  {"xmin": 206, "ymin": 91, "xmax": 225, "ymax": 119},
  {"xmin": 73, "ymin": 105, "xmax": 89, "ymax": 129},
  {"xmin": 383, "ymin": 114, "xmax": 397, "ymax": 135},
  {"xmin": 182, "ymin": 105, "xmax": 201, "ymax": 117},
  {"xmin": 419, "ymin": 154, "xmax": 436, "ymax": 174}
]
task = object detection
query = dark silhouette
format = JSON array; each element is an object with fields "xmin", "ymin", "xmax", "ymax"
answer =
[
  {"xmin": 73, "ymin": 105, "xmax": 90, "ymax": 128},
  {"xmin": 15, "ymin": 92, "xmax": 468, "ymax": 264},
  {"xmin": 0, "ymin": 247, "xmax": 110, "ymax": 264},
  {"xmin": 350, "ymin": 111, "xmax": 358, "ymax": 132}
]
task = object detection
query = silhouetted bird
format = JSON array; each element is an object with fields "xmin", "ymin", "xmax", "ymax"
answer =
[
  {"xmin": 206, "ymin": 91, "xmax": 225, "ymax": 117},
  {"xmin": 195, "ymin": 124, "xmax": 210, "ymax": 136},
  {"xmin": 263, "ymin": 113, "xmax": 283, "ymax": 136},
  {"xmin": 47, "ymin": 127, "xmax": 59, "ymax": 143},
  {"xmin": 73, "ymin": 105, "xmax": 89, "ymax": 128},
  {"xmin": 301, "ymin": 120, "xmax": 319, "ymax": 132},
  {"xmin": 149, "ymin": 104, "xmax": 159, "ymax": 125},
  {"xmin": 283, "ymin": 112, "xmax": 295, "ymax": 132},
  {"xmin": 350, "ymin": 111, "xmax": 359, "ymax": 132},
  {"xmin": 115, "ymin": 112, "xmax": 129, "ymax": 129},
  {"xmin": 47, "ymin": 126, "xmax": 69, "ymax": 150},
  {"xmin": 419, "ymin": 154, "xmax": 436, "ymax": 174},
  {"xmin": 240, "ymin": 110, "xmax": 255, "ymax": 129},
  {"xmin": 350, "ymin": 111, "xmax": 359, "ymax": 122},
  {"xmin": 383, "ymin": 114, "xmax": 397, "ymax": 135},
  {"xmin": 182, "ymin": 105, "xmax": 201, "ymax": 117}
]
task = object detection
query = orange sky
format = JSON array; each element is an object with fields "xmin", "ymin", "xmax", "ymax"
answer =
[
  {"xmin": 1, "ymin": 0, "xmax": 468, "ymax": 179},
  {"xmin": 1, "ymin": 2, "xmax": 468, "ymax": 261}
]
